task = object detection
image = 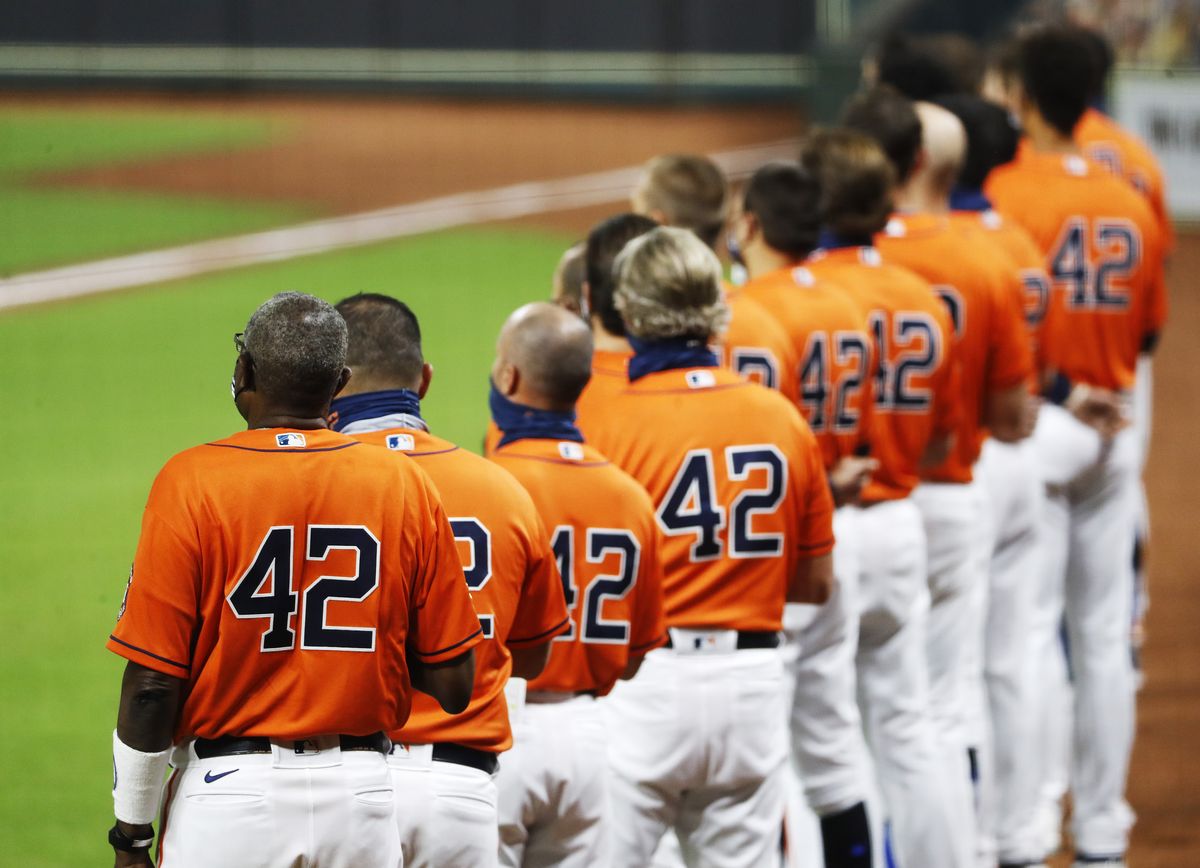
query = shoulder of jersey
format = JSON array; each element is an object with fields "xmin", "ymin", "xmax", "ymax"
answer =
[
  {"xmin": 357, "ymin": 427, "xmax": 536, "ymax": 495},
  {"xmin": 493, "ymin": 437, "xmax": 612, "ymax": 468}
]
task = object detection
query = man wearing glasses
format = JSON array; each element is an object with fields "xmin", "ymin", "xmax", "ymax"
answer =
[{"xmin": 105, "ymin": 291, "xmax": 481, "ymax": 868}]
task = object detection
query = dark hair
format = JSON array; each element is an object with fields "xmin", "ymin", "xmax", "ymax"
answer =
[
  {"xmin": 1016, "ymin": 26, "xmax": 1094, "ymax": 136},
  {"xmin": 1074, "ymin": 26, "xmax": 1114, "ymax": 101},
  {"xmin": 841, "ymin": 86, "xmax": 923, "ymax": 183},
  {"xmin": 585, "ymin": 213, "xmax": 659, "ymax": 336},
  {"xmin": 800, "ymin": 128, "xmax": 896, "ymax": 238},
  {"xmin": 934, "ymin": 93, "xmax": 1019, "ymax": 188},
  {"xmin": 875, "ymin": 32, "xmax": 980, "ymax": 101},
  {"xmin": 334, "ymin": 292, "xmax": 424, "ymax": 387},
  {"xmin": 742, "ymin": 162, "xmax": 821, "ymax": 258}
]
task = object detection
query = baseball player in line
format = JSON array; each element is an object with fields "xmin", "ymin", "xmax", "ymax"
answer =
[
  {"xmin": 986, "ymin": 26, "xmax": 1167, "ymax": 867},
  {"xmin": 801, "ymin": 129, "xmax": 966, "ymax": 868},
  {"xmin": 941, "ymin": 92, "xmax": 1056, "ymax": 866},
  {"xmin": 107, "ymin": 292, "xmax": 481, "ymax": 868},
  {"xmin": 730, "ymin": 160, "xmax": 878, "ymax": 868},
  {"xmin": 484, "ymin": 213, "xmax": 658, "ymax": 456},
  {"xmin": 583, "ymin": 226, "xmax": 836, "ymax": 868},
  {"xmin": 489, "ymin": 302, "xmax": 668, "ymax": 867},
  {"xmin": 632, "ymin": 154, "xmax": 800, "ymax": 396},
  {"xmin": 846, "ymin": 88, "xmax": 1036, "ymax": 865},
  {"xmin": 330, "ymin": 292, "xmax": 571, "ymax": 868}
]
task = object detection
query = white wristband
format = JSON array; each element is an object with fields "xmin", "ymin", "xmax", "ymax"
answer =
[{"xmin": 112, "ymin": 730, "xmax": 172, "ymax": 825}]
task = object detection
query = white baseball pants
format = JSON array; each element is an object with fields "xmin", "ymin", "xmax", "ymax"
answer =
[
  {"xmin": 973, "ymin": 437, "xmax": 1047, "ymax": 864},
  {"xmin": 159, "ymin": 739, "xmax": 400, "ymax": 868},
  {"xmin": 855, "ymin": 498, "xmax": 966, "ymax": 868},
  {"xmin": 605, "ymin": 643, "xmax": 788, "ymax": 868},
  {"xmin": 1032, "ymin": 405, "xmax": 1140, "ymax": 858},
  {"xmin": 784, "ymin": 506, "xmax": 871, "ymax": 816},
  {"xmin": 912, "ymin": 481, "xmax": 985, "ymax": 867},
  {"xmin": 389, "ymin": 744, "xmax": 498, "ymax": 868},
  {"xmin": 496, "ymin": 694, "xmax": 608, "ymax": 868}
]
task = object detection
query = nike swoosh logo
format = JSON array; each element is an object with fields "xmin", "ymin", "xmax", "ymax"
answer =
[{"xmin": 203, "ymin": 769, "xmax": 239, "ymax": 783}]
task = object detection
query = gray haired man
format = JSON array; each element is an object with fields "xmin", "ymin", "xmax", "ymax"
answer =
[{"xmin": 107, "ymin": 291, "xmax": 480, "ymax": 868}]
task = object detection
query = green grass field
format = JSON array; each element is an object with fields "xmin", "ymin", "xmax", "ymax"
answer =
[
  {"xmin": 0, "ymin": 109, "xmax": 572, "ymax": 865},
  {"xmin": 0, "ymin": 109, "xmax": 310, "ymax": 274}
]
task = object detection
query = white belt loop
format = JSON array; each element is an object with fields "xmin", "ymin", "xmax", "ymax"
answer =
[{"xmin": 667, "ymin": 627, "xmax": 739, "ymax": 654}]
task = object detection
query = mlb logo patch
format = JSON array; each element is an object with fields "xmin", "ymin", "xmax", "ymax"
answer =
[
  {"xmin": 790, "ymin": 266, "xmax": 815, "ymax": 287},
  {"xmin": 558, "ymin": 442, "xmax": 585, "ymax": 461},
  {"xmin": 386, "ymin": 433, "xmax": 415, "ymax": 452},
  {"xmin": 276, "ymin": 433, "xmax": 307, "ymax": 448},
  {"xmin": 685, "ymin": 370, "xmax": 716, "ymax": 390}
]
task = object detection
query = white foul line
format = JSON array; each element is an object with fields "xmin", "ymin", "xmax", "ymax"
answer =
[{"xmin": 0, "ymin": 139, "xmax": 798, "ymax": 311}]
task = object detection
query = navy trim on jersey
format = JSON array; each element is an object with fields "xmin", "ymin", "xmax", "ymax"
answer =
[
  {"xmin": 407, "ymin": 445, "xmax": 461, "ymax": 458},
  {"xmin": 108, "ymin": 635, "xmax": 191, "ymax": 672},
  {"xmin": 493, "ymin": 451, "xmax": 610, "ymax": 469},
  {"xmin": 507, "ymin": 616, "xmax": 572, "ymax": 647},
  {"xmin": 415, "ymin": 627, "xmax": 483, "ymax": 660},
  {"xmin": 205, "ymin": 442, "xmax": 359, "ymax": 454},
  {"xmin": 628, "ymin": 380, "xmax": 750, "ymax": 397},
  {"xmin": 797, "ymin": 537, "xmax": 836, "ymax": 554},
  {"xmin": 630, "ymin": 632, "xmax": 669, "ymax": 653}
]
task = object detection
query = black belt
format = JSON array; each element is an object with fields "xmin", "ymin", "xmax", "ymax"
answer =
[
  {"xmin": 430, "ymin": 743, "xmax": 498, "ymax": 775},
  {"xmin": 195, "ymin": 732, "xmax": 391, "ymax": 759},
  {"xmin": 664, "ymin": 630, "xmax": 780, "ymax": 650}
]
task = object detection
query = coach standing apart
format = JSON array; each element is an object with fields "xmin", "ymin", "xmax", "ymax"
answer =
[
  {"xmin": 106, "ymin": 292, "xmax": 481, "ymax": 868},
  {"xmin": 587, "ymin": 226, "xmax": 835, "ymax": 868}
]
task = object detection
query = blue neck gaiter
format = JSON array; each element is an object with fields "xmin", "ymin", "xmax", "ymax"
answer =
[
  {"xmin": 817, "ymin": 230, "xmax": 876, "ymax": 251},
  {"xmin": 489, "ymin": 381, "xmax": 583, "ymax": 448},
  {"xmin": 627, "ymin": 336, "xmax": 719, "ymax": 383},
  {"xmin": 949, "ymin": 187, "xmax": 993, "ymax": 213},
  {"xmin": 329, "ymin": 389, "xmax": 422, "ymax": 432}
]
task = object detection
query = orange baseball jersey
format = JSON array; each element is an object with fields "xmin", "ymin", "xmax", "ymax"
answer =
[
  {"xmin": 490, "ymin": 438, "xmax": 667, "ymax": 695},
  {"xmin": 805, "ymin": 246, "xmax": 960, "ymax": 502},
  {"xmin": 950, "ymin": 208, "xmax": 1053, "ymax": 369},
  {"xmin": 987, "ymin": 149, "xmax": 1167, "ymax": 392},
  {"xmin": 484, "ymin": 348, "xmax": 632, "ymax": 456},
  {"xmin": 586, "ymin": 366, "xmax": 835, "ymax": 631},
  {"xmin": 108, "ymin": 427, "xmax": 484, "ymax": 744},
  {"xmin": 876, "ymin": 214, "xmax": 1034, "ymax": 483},
  {"xmin": 740, "ymin": 264, "xmax": 876, "ymax": 471},
  {"xmin": 717, "ymin": 286, "xmax": 800, "ymax": 398},
  {"xmin": 1076, "ymin": 108, "xmax": 1174, "ymax": 253},
  {"xmin": 351, "ymin": 427, "xmax": 569, "ymax": 753}
]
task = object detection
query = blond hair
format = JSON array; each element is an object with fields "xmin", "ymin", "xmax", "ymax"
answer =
[
  {"xmin": 613, "ymin": 226, "xmax": 730, "ymax": 341},
  {"xmin": 634, "ymin": 155, "xmax": 728, "ymax": 249}
]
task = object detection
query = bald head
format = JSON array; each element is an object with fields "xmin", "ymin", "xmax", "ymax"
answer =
[
  {"xmin": 914, "ymin": 101, "xmax": 966, "ymax": 197},
  {"xmin": 493, "ymin": 302, "xmax": 594, "ymax": 411}
]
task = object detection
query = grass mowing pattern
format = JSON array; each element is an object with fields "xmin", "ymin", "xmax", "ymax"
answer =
[
  {"xmin": 0, "ymin": 224, "xmax": 572, "ymax": 864},
  {"xmin": 0, "ymin": 109, "xmax": 309, "ymax": 274}
]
